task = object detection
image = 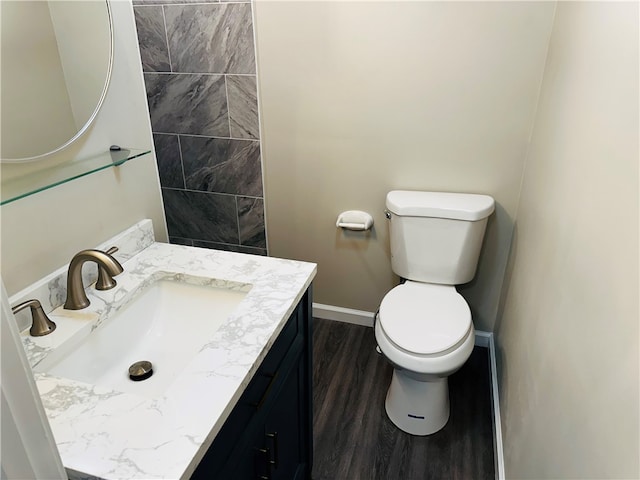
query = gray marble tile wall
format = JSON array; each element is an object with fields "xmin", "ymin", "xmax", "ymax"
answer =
[{"xmin": 133, "ymin": 0, "xmax": 266, "ymax": 256}]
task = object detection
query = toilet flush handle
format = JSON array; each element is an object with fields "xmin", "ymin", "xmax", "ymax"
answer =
[{"xmin": 384, "ymin": 210, "xmax": 391, "ymax": 220}]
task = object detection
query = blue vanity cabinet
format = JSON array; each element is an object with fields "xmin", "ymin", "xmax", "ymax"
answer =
[{"xmin": 191, "ymin": 288, "xmax": 313, "ymax": 480}]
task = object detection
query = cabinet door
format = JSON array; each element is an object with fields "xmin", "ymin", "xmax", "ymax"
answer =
[
  {"xmin": 262, "ymin": 355, "xmax": 306, "ymax": 480},
  {"xmin": 220, "ymin": 350, "xmax": 307, "ymax": 480}
]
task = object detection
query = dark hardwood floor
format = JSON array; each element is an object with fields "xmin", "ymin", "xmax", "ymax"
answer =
[{"xmin": 312, "ymin": 318, "xmax": 495, "ymax": 480}]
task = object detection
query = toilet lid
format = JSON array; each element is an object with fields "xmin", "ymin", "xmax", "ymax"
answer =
[{"xmin": 379, "ymin": 283, "xmax": 471, "ymax": 355}]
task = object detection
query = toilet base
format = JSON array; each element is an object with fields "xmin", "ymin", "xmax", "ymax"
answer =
[{"xmin": 385, "ymin": 369, "xmax": 450, "ymax": 436}]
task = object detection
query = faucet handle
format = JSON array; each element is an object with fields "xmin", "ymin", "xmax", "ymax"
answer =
[
  {"xmin": 96, "ymin": 246, "xmax": 120, "ymax": 290},
  {"xmin": 12, "ymin": 299, "xmax": 56, "ymax": 337}
]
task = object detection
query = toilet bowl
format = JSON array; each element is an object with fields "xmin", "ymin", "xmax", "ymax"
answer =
[{"xmin": 375, "ymin": 281, "xmax": 475, "ymax": 435}]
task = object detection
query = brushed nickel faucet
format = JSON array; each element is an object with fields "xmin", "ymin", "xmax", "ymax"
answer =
[
  {"xmin": 96, "ymin": 246, "xmax": 119, "ymax": 290},
  {"xmin": 12, "ymin": 299, "xmax": 57, "ymax": 336},
  {"xmin": 64, "ymin": 249, "xmax": 124, "ymax": 310}
]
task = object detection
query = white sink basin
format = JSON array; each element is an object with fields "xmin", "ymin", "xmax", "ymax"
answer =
[{"xmin": 36, "ymin": 279, "xmax": 249, "ymax": 398}]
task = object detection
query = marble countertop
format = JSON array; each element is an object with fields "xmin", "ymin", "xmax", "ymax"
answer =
[{"xmin": 20, "ymin": 231, "xmax": 316, "ymax": 480}]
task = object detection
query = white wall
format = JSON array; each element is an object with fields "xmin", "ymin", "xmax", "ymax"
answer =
[
  {"xmin": 1, "ymin": 283, "xmax": 66, "ymax": 479},
  {"xmin": 0, "ymin": 1, "xmax": 167, "ymax": 296},
  {"xmin": 495, "ymin": 2, "xmax": 639, "ymax": 478},
  {"xmin": 254, "ymin": 1, "xmax": 556, "ymax": 331}
]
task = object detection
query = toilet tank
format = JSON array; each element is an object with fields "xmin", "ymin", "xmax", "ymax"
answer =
[{"xmin": 386, "ymin": 191, "xmax": 495, "ymax": 284}]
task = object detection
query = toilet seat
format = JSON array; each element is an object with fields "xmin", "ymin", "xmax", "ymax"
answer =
[{"xmin": 378, "ymin": 282, "xmax": 471, "ymax": 355}]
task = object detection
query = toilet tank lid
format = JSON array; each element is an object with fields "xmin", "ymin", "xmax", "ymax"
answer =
[{"xmin": 386, "ymin": 191, "xmax": 495, "ymax": 221}]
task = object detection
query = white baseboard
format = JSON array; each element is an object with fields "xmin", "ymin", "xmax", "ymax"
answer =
[
  {"xmin": 313, "ymin": 302, "xmax": 491, "ymax": 345},
  {"xmin": 474, "ymin": 330, "xmax": 492, "ymax": 347},
  {"xmin": 487, "ymin": 333, "xmax": 505, "ymax": 480},
  {"xmin": 312, "ymin": 303, "xmax": 375, "ymax": 327},
  {"xmin": 312, "ymin": 302, "xmax": 505, "ymax": 479}
]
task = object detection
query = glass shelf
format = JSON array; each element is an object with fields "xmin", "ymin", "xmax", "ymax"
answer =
[{"xmin": 1, "ymin": 148, "xmax": 151, "ymax": 206}]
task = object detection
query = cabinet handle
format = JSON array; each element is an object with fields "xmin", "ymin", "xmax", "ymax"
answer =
[
  {"xmin": 258, "ymin": 448, "xmax": 271, "ymax": 480},
  {"xmin": 265, "ymin": 432, "xmax": 278, "ymax": 469},
  {"xmin": 250, "ymin": 372, "xmax": 279, "ymax": 410}
]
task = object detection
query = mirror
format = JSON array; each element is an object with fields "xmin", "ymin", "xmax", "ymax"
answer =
[{"xmin": 0, "ymin": 1, "xmax": 113, "ymax": 162}]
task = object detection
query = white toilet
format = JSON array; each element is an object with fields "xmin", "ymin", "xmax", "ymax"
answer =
[{"xmin": 375, "ymin": 190, "xmax": 495, "ymax": 436}]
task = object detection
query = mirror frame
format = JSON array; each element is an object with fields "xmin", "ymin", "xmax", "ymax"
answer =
[{"xmin": 1, "ymin": 0, "xmax": 114, "ymax": 163}]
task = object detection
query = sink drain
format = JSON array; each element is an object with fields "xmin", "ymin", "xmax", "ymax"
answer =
[{"xmin": 129, "ymin": 361, "xmax": 153, "ymax": 381}]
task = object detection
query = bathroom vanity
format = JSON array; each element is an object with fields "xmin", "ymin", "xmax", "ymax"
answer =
[{"xmin": 14, "ymin": 220, "xmax": 316, "ymax": 480}]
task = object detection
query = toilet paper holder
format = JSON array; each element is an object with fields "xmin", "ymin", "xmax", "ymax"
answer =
[{"xmin": 336, "ymin": 210, "xmax": 374, "ymax": 231}]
